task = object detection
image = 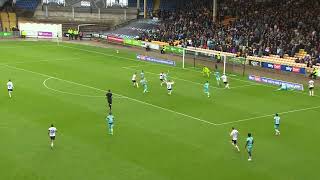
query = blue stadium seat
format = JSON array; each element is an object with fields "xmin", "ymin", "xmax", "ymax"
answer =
[{"xmin": 16, "ymin": 0, "xmax": 38, "ymax": 10}]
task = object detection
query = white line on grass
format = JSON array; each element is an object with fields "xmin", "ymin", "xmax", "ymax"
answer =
[
  {"xmin": 122, "ymin": 66, "xmax": 257, "ymax": 90},
  {"xmin": 6, "ymin": 64, "xmax": 215, "ymax": 126},
  {"xmin": 43, "ymin": 77, "xmax": 120, "ymax": 98},
  {"xmin": 0, "ymin": 57, "xmax": 81, "ymax": 66},
  {"xmin": 61, "ymin": 45, "xmax": 260, "ymax": 87},
  {"xmin": 121, "ymin": 64, "xmax": 153, "ymax": 69},
  {"xmin": 5, "ymin": 64, "xmax": 320, "ymax": 127},
  {"xmin": 215, "ymin": 105, "xmax": 320, "ymax": 126}
]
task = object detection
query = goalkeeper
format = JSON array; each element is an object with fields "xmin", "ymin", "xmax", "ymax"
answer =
[
  {"xmin": 276, "ymin": 83, "xmax": 293, "ymax": 91},
  {"xmin": 202, "ymin": 66, "xmax": 211, "ymax": 78}
]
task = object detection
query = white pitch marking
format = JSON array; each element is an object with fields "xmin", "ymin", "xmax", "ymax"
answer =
[
  {"xmin": 121, "ymin": 64, "xmax": 153, "ymax": 69},
  {"xmin": 43, "ymin": 77, "xmax": 108, "ymax": 98},
  {"xmin": 6, "ymin": 64, "xmax": 215, "ymax": 126},
  {"xmin": 0, "ymin": 57, "xmax": 81, "ymax": 66},
  {"xmin": 215, "ymin": 105, "xmax": 320, "ymax": 126},
  {"xmin": 123, "ymin": 66, "xmax": 257, "ymax": 90}
]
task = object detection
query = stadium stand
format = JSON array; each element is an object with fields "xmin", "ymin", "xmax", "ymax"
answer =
[
  {"xmin": 0, "ymin": 12, "xmax": 10, "ymax": 31},
  {"xmin": 104, "ymin": 19, "xmax": 159, "ymax": 39},
  {"xmin": 142, "ymin": 0, "xmax": 320, "ymax": 68},
  {"xmin": 16, "ymin": 0, "xmax": 38, "ymax": 10}
]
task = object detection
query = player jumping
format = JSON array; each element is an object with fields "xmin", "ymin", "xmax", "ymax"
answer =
[
  {"xmin": 166, "ymin": 80, "xmax": 175, "ymax": 95},
  {"xmin": 140, "ymin": 78, "xmax": 149, "ymax": 93},
  {"xmin": 230, "ymin": 127, "xmax": 240, "ymax": 152},
  {"xmin": 7, "ymin": 80, "xmax": 14, "ymax": 98},
  {"xmin": 245, "ymin": 133, "xmax": 254, "ymax": 161},
  {"xmin": 309, "ymin": 79, "xmax": 315, "ymax": 96},
  {"xmin": 106, "ymin": 112, "xmax": 114, "ymax": 135},
  {"xmin": 48, "ymin": 124, "xmax": 57, "ymax": 149},
  {"xmin": 204, "ymin": 81, "xmax": 210, "ymax": 97},
  {"xmin": 132, "ymin": 73, "xmax": 139, "ymax": 88},
  {"xmin": 274, "ymin": 113, "xmax": 280, "ymax": 135},
  {"xmin": 221, "ymin": 74, "xmax": 230, "ymax": 89}
]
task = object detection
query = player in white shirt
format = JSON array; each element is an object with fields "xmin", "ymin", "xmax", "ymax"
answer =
[
  {"xmin": 221, "ymin": 74, "xmax": 230, "ymax": 89},
  {"xmin": 166, "ymin": 80, "xmax": 175, "ymax": 95},
  {"xmin": 48, "ymin": 124, "xmax": 57, "ymax": 149},
  {"xmin": 132, "ymin": 73, "xmax": 139, "ymax": 88},
  {"xmin": 7, "ymin": 80, "xmax": 14, "ymax": 98},
  {"xmin": 274, "ymin": 113, "xmax": 280, "ymax": 135},
  {"xmin": 160, "ymin": 72, "xmax": 165, "ymax": 86},
  {"xmin": 308, "ymin": 79, "xmax": 315, "ymax": 96},
  {"xmin": 230, "ymin": 127, "xmax": 240, "ymax": 152}
]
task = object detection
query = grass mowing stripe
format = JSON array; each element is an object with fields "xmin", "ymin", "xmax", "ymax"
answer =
[
  {"xmin": 215, "ymin": 105, "xmax": 320, "ymax": 125},
  {"xmin": 5, "ymin": 64, "xmax": 216, "ymax": 126},
  {"xmin": 123, "ymin": 66, "xmax": 257, "ymax": 90}
]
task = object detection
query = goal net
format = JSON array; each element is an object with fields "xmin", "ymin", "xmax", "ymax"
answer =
[{"xmin": 182, "ymin": 47, "xmax": 247, "ymax": 76}]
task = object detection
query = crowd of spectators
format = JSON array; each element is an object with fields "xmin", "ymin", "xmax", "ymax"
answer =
[{"xmin": 142, "ymin": 0, "xmax": 320, "ymax": 66}]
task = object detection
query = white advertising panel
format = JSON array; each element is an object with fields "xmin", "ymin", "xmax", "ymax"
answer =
[{"xmin": 18, "ymin": 23, "xmax": 62, "ymax": 38}]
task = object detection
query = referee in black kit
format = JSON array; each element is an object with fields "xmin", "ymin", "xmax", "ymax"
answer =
[{"xmin": 106, "ymin": 89, "xmax": 112, "ymax": 111}]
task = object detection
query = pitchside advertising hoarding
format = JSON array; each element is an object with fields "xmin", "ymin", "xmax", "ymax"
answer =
[
  {"xmin": 136, "ymin": 54, "xmax": 176, "ymax": 66},
  {"xmin": 248, "ymin": 75, "xmax": 304, "ymax": 91},
  {"xmin": 18, "ymin": 22, "xmax": 62, "ymax": 38},
  {"xmin": 261, "ymin": 62, "xmax": 306, "ymax": 74},
  {"xmin": 0, "ymin": 32, "xmax": 13, "ymax": 37},
  {"xmin": 164, "ymin": 46, "xmax": 184, "ymax": 55},
  {"xmin": 124, "ymin": 38, "xmax": 142, "ymax": 47},
  {"xmin": 106, "ymin": 36, "xmax": 124, "ymax": 43}
]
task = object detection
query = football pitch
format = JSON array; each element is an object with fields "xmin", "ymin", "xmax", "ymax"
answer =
[{"xmin": 0, "ymin": 41, "xmax": 319, "ymax": 180}]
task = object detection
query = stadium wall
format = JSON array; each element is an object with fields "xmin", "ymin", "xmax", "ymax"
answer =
[{"xmin": 33, "ymin": 6, "xmax": 137, "ymax": 25}]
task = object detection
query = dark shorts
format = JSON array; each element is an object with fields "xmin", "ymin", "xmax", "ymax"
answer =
[
  {"xmin": 224, "ymin": 82, "xmax": 228, "ymax": 85},
  {"xmin": 132, "ymin": 80, "xmax": 136, "ymax": 83},
  {"xmin": 160, "ymin": 79, "xmax": 164, "ymax": 81},
  {"xmin": 309, "ymin": 87, "xmax": 314, "ymax": 90},
  {"xmin": 232, "ymin": 140, "xmax": 237, "ymax": 145},
  {"xmin": 8, "ymin": 89, "xmax": 13, "ymax": 92},
  {"xmin": 50, "ymin": 136, "xmax": 55, "ymax": 140},
  {"xmin": 168, "ymin": 88, "xmax": 172, "ymax": 91}
]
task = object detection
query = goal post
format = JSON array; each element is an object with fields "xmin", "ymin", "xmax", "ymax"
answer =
[
  {"xmin": 182, "ymin": 47, "xmax": 247, "ymax": 76},
  {"xmin": 182, "ymin": 47, "xmax": 228, "ymax": 74}
]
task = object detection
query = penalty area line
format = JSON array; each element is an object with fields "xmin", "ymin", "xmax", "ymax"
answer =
[
  {"xmin": 6, "ymin": 64, "xmax": 215, "ymax": 126},
  {"xmin": 215, "ymin": 105, "xmax": 320, "ymax": 126}
]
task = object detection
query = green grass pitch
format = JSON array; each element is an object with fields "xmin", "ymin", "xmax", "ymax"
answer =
[{"xmin": 0, "ymin": 41, "xmax": 319, "ymax": 180}]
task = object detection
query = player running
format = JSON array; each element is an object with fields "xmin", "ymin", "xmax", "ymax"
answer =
[
  {"xmin": 203, "ymin": 81, "xmax": 210, "ymax": 97},
  {"xmin": 166, "ymin": 80, "xmax": 175, "ymax": 95},
  {"xmin": 106, "ymin": 112, "xmax": 114, "ymax": 135},
  {"xmin": 48, "ymin": 124, "xmax": 57, "ymax": 149},
  {"xmin": 221, "ymin": 74, "xmax": 230, "ymax": 89},
  {"xmin": 106, "ymin": 89, "xmax": 112, "ymax": 111},
  {"xmin": 274, "ymin": 113, "xmax": 280, "ymax": 135},
  {"xmin": 215, "ymin": 71, "xmax": 221, "ymax": 86},
  {"xmin": 132, "ymin": 73, "xmax": 139, "ymax": 88},
  {"xmin": 140, "ymin": 78, "xmax": 149, "ymax": 93},
  {"xmin": 160, "ymin": 72, "xmax": 165, "ymax": 86},
  {"xmin": 309, "ymin": 79, "xmax": 315, "ymax": 96},
  {"xmin": 7, "ymin": 80, "xmax": 14, "ymax": 98},
  {"xmin": 245, "ymin": 133, "xmax": 254, "ymax": 161},
  {"xmin": 140, "ymin": 70, "xmax": 145, "ymax": 79},
  {"xmin": 230, "ymin": 127, "xmax": 240, "ymax": 152}
]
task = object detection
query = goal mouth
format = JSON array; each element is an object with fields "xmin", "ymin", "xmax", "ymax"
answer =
[{"xmin": 182, "ymin": 47, "xmax": 246, "ymax": 75}]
